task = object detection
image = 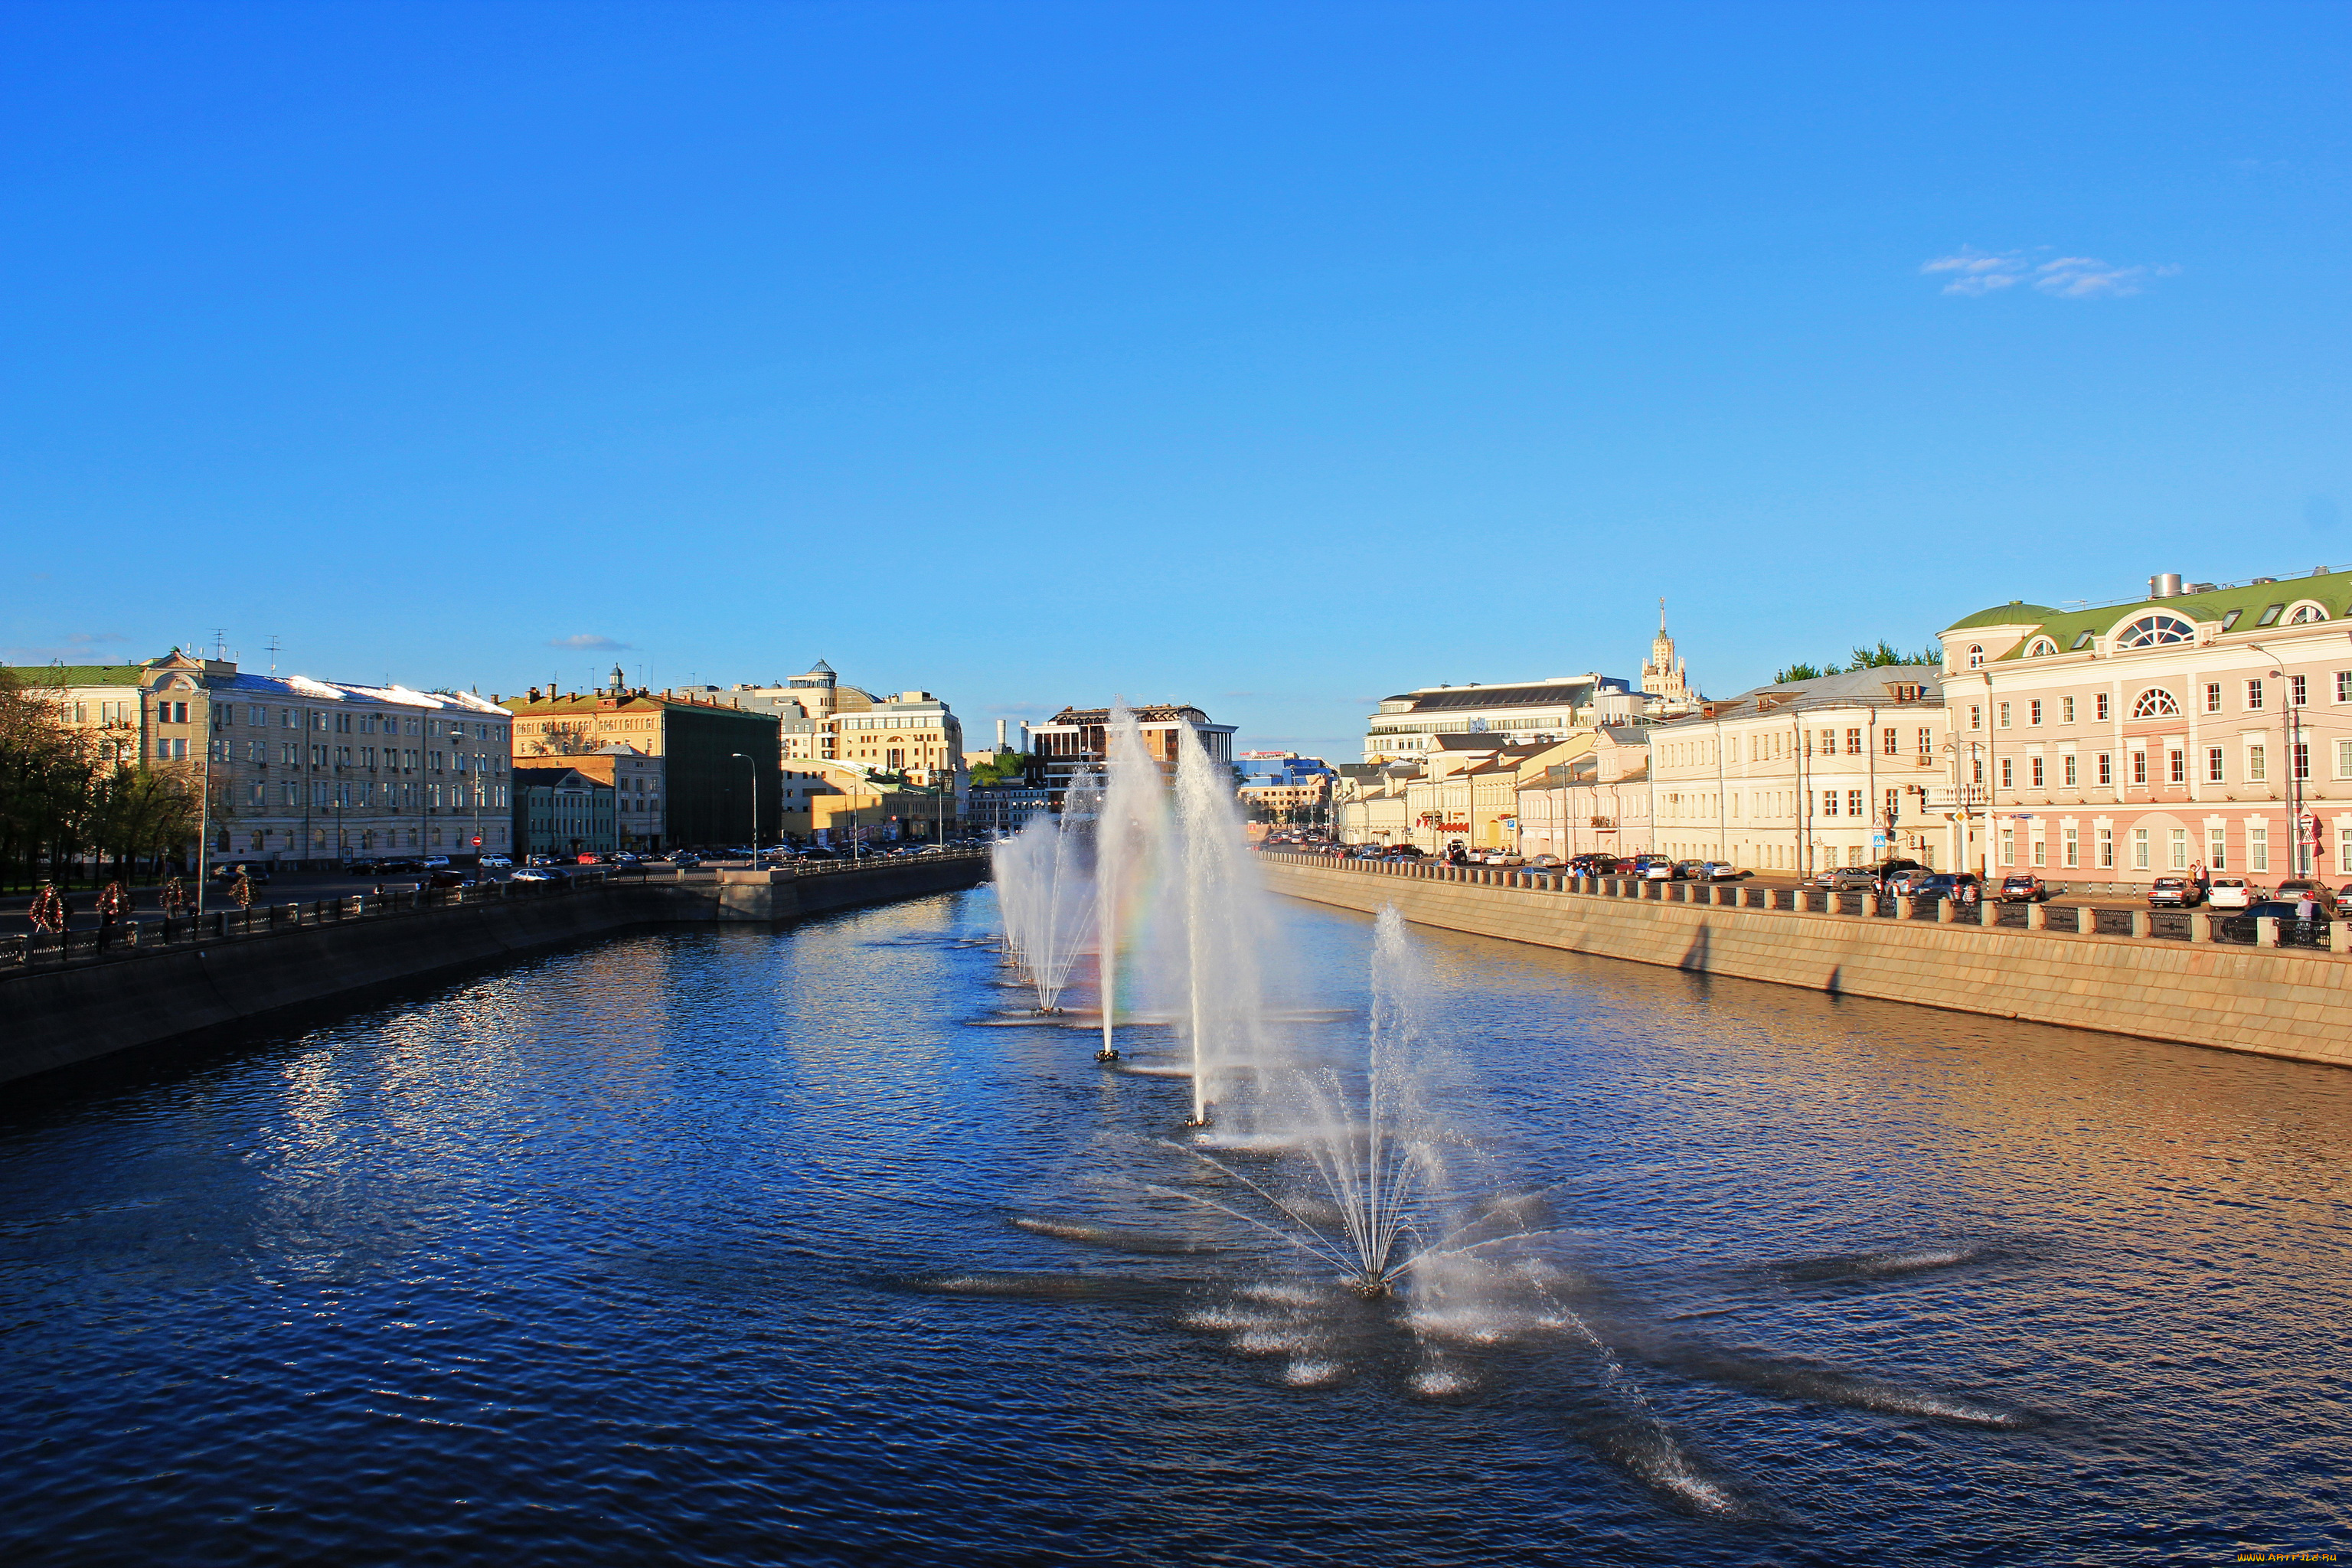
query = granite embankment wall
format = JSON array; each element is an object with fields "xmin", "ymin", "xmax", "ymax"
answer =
[
  {"xmin": 2, "ymin": 856, "xmax": 985, "ymax": 1086},
  {"xmin": 1259, "ymin": 857, "xmax": 2352, "ymax": 1071}
]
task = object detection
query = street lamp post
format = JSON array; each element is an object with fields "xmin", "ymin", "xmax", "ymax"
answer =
[{"xmin": 730, "ymin": 753, "xmax": 760, "ymax": 854}]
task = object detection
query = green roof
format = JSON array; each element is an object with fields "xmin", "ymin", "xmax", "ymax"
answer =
[
  {"xmin": 1946, "ymin": 570, "xmax": 2352, "ymax": 662},
  {"xmin": 0, "ymin": 664, "xmax": 151, "ymax": 687},
  {"xmin": 1942, "ymin": 602, "xmax": 2060, "ymax": 631}
]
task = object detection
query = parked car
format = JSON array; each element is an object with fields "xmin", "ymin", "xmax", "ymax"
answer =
[
  {"xmin": 1997, "ymin": 874, "xmax": 2051, "ymax": 903},
  {"xmin": 377, "ymin": 859, "xmax": 424, "ymax": 874},
  {"xmin": 2336, "ymin": 884, "xmax": 2352, "ymax": 917},
  {"xmin": 2204, "ymin": 877, "xmax": 2259, "ymax": 910},
  {"xmin": 1913, "ymin": 872, "xmax": 1984, "ymax": 903},
  {"xmin": 2218, "ymin": 898, "xmax": 2332, "ymax": 945},
  {"xmin": 1570, "ymin": 854, "xmax": 1624, "ymax": 876},
  {"xmin": 1883, "ymin": 866, "xmax": 1936, "ymax": 897},
  {"xmin": 1695, "ymin": 861, "xmax": 1744, "ymax": 881},
  {"xmin": 1638, "ymin": 858, "xmax": 1683, "ymax": 881},
  {"xmin": 1672, "ymin": 859, "xmax": 1710, "ymax": 880},
  {"xmin": 1525, "ymin": 854, "xmax": 1563, "ymax": 870},
  {"xmin": 2272, "ymin": 877, "xmax": 2324, "ymax": 905},
  {"xmin": 478, "ymin": 854, "xmax": 514, "ymax": 868},
  {"xmin": 2148, "ymin": 877, "xmax": 2204, "ymax": 908},
  {"xmin": 1874, "ymin": 858, "xmax": 1930, "ymax": 891},
  {"xmin": 671, "ymin": 852, "xmax": 703, "ymax": 868},
  {"xmin": 1818, "ymin": 866, "xmax": 1878, "ymax": 891},
  {"xmin": 421, "ymin": 855, "xmax": 449, "ymax": 868}
]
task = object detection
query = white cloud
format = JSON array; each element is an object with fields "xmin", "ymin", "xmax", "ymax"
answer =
[
  {"xmin": 547, "ymin": 633, "xmax": 632, "ymax": 651},
  {"xmin": 1922, "ymin": 248, "xmax": 2176, "ymax": 299},
  {"xmin": 1921, "ymin": 248, "xmax": 2027, "ymax": 295}
]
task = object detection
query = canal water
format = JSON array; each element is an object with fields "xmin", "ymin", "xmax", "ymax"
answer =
[{"xmin": 2, "ymin": 888, "xmax": 2347, "ymax": 1566}]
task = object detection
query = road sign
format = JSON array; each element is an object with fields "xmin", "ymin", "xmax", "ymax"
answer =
[{"xmin": 472, "ymin": 835, "xmax": 482, "ymax": 847}]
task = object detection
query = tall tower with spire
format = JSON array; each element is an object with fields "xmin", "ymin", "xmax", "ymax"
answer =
[{"xmin": 1641, "ymin": 599, "xmax": 1698, "ymax": 713}]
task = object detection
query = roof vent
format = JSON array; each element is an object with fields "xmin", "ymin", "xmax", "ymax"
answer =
[{"xmin": 2148, "ymin": 573, "xmax": 2184, "ymax": 599}]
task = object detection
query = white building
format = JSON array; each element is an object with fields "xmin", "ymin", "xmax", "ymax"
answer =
[{"xmin": 1646, "ymin": 666, "xmax": 1947, "ymax": 874}]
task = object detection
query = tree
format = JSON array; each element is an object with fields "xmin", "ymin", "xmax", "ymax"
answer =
[
  {"xmin": 0, "ymin": 669, "xmax": 199, "ymax": 890},
  {"xmin": 1775, "ymin": 640, "xmax": 1943, "ymax": 684},
  {"xmin": 968, "ymin": 748, "xmax": 1031, "ymax": 787}
]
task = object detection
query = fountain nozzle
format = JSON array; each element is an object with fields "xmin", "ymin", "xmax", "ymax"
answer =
[{"xmin": 1095, "ymin": 1048, "xmax": 1121, "ymax": 1063}]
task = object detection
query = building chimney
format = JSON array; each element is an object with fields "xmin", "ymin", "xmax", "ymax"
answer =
[{"xmin": 2149, "ymin": 573, "xmax": 2184, "ymax": 599}]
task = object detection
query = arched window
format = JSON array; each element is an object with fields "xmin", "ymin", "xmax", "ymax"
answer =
[
  {"xmin": 2286, "ymin": 602, "xmax": 2331, "ymax": 625},
  {"xmin": 2023, "ymin": 636, "xmax": 2058, "ymax": 658},
  {"xmin": 2113, "ymin": 613, "xmax": 2197, "ymax": 648},
  {"xmin": 1967, "ymin": 645, "xmax": 1984, "ymax": 668},
  {"xmin": 2132, "ymin": 688, "xmax": 2182, "ymax": 718}
]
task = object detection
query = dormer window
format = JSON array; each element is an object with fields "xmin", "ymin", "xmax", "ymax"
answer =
[
  {"xmin": 2023, "ymin": 637, "xmax": 2058, "ymax": 658},
  {"xmin": 2072, "ymin": 629, "xmax": 2096, "ymax": 650},
  {"xmin": 1967, "ymin": 645, "xmax": 1984, "ymax": 668},
  {"xmin": 2286, "ymin": 602, "xmax": 2331, "ymax": 625},
  {"xmin": 2114, "ymin": 612, "xmax": 2197, "ymax": 648},
  {"xmin": 2258, "ymin": 603, "xmax": 2286, "ymax": 627},
  {"xmin": 2221, "ymin": 609, "xmax": 2244, "ymax": 631}
]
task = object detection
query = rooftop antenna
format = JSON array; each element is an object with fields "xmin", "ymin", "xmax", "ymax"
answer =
[
  {"xmin": 265, "ymin": 635, "xmax": 281, "ymax": 675},
  {"xmin": 211, "ymin": 628, "xmax": 227, "ymax": 661}
]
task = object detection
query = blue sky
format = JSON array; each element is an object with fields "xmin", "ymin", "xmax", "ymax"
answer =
[{"xmin": 4, "ymin": 2, "xmax": 2346, "ymax": 756}]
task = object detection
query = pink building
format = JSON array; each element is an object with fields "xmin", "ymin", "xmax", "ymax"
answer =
[{"xmin": 1941, "ymin": 569, "xmax": 2352, "ymax": 890}]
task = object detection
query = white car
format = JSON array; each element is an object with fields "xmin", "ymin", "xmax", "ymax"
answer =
[
  {"xmin": 478, "ymin": 854, "xmax": 513, "ymax": 868},
  {"xmin": 2204, "ymin": 877, "xmax": 2260, "ymax": 910},
  {"xmin": 422, "ymin": 855, "xmax": 449, "ymax": 868}
]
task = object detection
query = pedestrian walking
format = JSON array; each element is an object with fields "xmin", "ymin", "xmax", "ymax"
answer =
[
  {"xmin": 159, "ymin": 875, "xmax": 188, "ymax": 939},
  {"xmin": 95, "ymin": 880, "xmax": 129, "ymax": 953},
  {"xmin": 2296, "ymin": 888, "xmax": 2318, "ymax": 941}
]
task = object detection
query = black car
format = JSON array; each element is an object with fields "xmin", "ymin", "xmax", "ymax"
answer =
[
  {"xmin": 1912, "ymin": 872, "xmax": 1984, "ymax": 903},
  {"xmin": 376, "ymin": 858, "xmax": 426, "ymax": 875},
  {"xmin": 2219, "ymin": 898, "xmax": 2333, "ymax": 945}
]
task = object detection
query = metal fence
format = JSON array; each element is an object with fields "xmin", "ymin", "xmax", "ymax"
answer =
[{"xmin": 1251, "ymin": 850, "xmax": 2347, "ymax": 959}]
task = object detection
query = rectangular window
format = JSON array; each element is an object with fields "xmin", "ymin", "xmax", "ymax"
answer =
[
  {"xmin": 2292, "ymin": 675, "xmax": 2310, "ymax": 707},
  {"xmin": 2338, "ymin": 671, "xmax": 2352, "ymax": 704},
  {"xmin": 2207, "ymin": 746, "xmax": 2224, "ymax": 782},
  {"xmin": 2029, "ymin": 700, "xmax": 2043, "ymax": 726},
  {"xmin": 2206, "ymin": 683, "xmax": 2223, "ymax": 713},
  {"xmin": 2251, "ymin": 825, "xmax": 2270, "ymax": 872},
  {"xmin": 2249, "ymin": 745, "xmax": 2268, "ymax": 782},
  {"xmin": 2061, "ymin": 696, "xmax": 2076, "ymax": 724},
  {"xmin": 1999, "ymin": 702, "xmax": 2012, "ymax": 728},
  {"xmin": 2132, "ymin": 751, "xmax": 2148, "ymax": 786},
  {"xmin": 1885, "ymin": 788, "xmax": 1900, "ymax": 820},
  {"xmin": 2133, "ymin": 828, "xmax": 2151, "ymax": 870},
  {"xmin": 2339, "ymin": 740, "xmax": 2352, "ymax": 779},
  {"xmin": 1969, "ymin": 704, "xmax": 1982, "ymax": 731},
  {"xmin": 2170, "ymin": 828, "xmax": 2189, "ymax": 871},
  {"xmin": 2295, "ymin": 742, "xmax": 2311, "ymax": 780},
  {"xmin": 1881, "ymin": 727, "xmax": 1896, "ymax": 755},
  {"xmin": 2248, "ymin": 680, "xmax": 2265, "ymax": 710},
  {"xmin": 2030, "ymin": 756, "xmax": 2044, "ymax": 787},
  {"xmin": 1917, "ymin": 727, "xmax": 1932, "ymax": 756},
  {"xmin": 1847, "ymin": 789, "xmax": 1864, "ymax": 818},
  {"xmin": 2098, "ymin": 826, "xmax": 2114, "ymax": 867},
  {"xmin": 2210, "ymin": 828, "xmax": 2227, "ymax": 871},
  {"xmin": 2001, "ymin": 828, "xmax": 2015, "ymax": 865},
  {"xmin": 2032, "ymin": 837, "xmax": 2047, "ymax": 867},
  {"xmin": 2341, "ymin": 826, "xmax": 2352, "ymax": 876},
  {"xmin": 1845, "ymin": 728, "xmax": 1863, "ymax": 754},
  {"xmin": 2064, "ymin": 826, "xmax": 2080, "ymax": 867},
  {"xmin": 2064, "ymin": 754, "xmax": 2079, "ymax": 786},
  {"xmin": 2001, "ymin": 758, "xmax": 2014, "ymax": 789},
  {"xmin": 2099, "ymin": 753, "xmax": 2113, "ymax": 786},
  {"xmin": 1821, "ymin": 790, "xmax": 1838, "ymax": 816},
  {"xmin": 2169, "ymin": 749, "xmax": 2185, "ymax": 785}
]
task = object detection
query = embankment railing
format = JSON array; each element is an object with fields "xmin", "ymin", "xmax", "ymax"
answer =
[{"xmin": 1253, "ymin": 850, "xmax": 2348, "ymax": 958}]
